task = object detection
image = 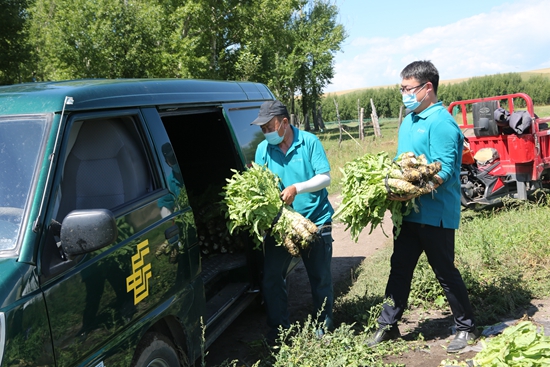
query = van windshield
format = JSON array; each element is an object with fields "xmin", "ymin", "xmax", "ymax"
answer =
[{"xmin": 0, "ymin": 116, "xmax": 48, "ymax": 252}]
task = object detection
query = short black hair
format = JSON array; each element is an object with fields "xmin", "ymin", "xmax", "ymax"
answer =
[{"xmin": 400, "ymin": 60, "xmax": 440, "ymax": 95}]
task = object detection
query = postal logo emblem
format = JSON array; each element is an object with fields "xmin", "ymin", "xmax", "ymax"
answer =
[{"xmin": 126, "ymin": 239, "xmax": 152, "ymax": 305}]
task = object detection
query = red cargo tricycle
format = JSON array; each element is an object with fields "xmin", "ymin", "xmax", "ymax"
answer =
[{"xmin": 448, "ymin": 93, "xmax": 550, "ymax": 209}]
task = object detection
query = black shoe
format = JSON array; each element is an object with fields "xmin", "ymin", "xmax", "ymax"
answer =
[
  {"xmin": 264, "ymin": 328, "xmax": 279, "ymax": 346},
  {"xmin": 366, "ymin": 325, "xmax": 401, "ymax": 347},
  {"xmin": 447, "ymin": 330, "xmax": 479, "ymax": 353}
]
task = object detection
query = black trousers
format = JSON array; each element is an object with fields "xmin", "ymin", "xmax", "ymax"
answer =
[{"xmin": 378, "ymin": 221, "xmax": 476, "ymax": 332}]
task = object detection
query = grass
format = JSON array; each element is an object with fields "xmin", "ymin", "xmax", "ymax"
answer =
[{"xmin": 243, "ymin": 197, "xmax": 550, "ymax": 367}]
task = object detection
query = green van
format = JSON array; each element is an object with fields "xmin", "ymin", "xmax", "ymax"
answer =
[{"xmin": 0, "ymin": 79, "xmax": 275, "ymax": 366}]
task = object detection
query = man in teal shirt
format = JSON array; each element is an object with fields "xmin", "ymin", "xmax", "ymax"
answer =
[
  {"xmin": 368, "ymin": 61, "xmax": 478, "ymax": 352},
  {"xmin": 252, "ymin": 100, "xmax": 334, "ymax": 343}
]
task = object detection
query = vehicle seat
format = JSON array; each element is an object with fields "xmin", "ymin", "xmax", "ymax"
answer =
[
  {"xmin": 472, "ymin": 101, "xmax": 499, "ymax": 137},
  {"xmin": 56, "ymin": 118, "xmax": 150, "ymax": 222}
]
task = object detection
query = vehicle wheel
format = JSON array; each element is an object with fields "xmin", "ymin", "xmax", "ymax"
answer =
[{"xmin": 132, "ymin": 332, "xmax": 181, "ymax": 367}]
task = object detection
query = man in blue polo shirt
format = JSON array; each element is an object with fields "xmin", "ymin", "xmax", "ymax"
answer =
[
  {"xmin": 252, "ymin": 100, "xmax": 334, "ymax": 343},
  {"xmin": 367, "ymin": 60, "xmax": 478, "ymax": 352}
]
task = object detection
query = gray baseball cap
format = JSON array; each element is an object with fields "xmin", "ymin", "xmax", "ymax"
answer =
[{"xmin": 250, "ymin": 100, "xmax": 289, "ymax": 125}]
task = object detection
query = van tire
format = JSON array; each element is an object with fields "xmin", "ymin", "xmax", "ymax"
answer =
[{"xmin": 132, "ymin": 332, "xmax": 181, "ymax": 367}]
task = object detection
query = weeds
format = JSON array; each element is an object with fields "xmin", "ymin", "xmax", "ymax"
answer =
[{"xmin": 270, "ymin": 312, "xmax": 408, "ymax": 367}]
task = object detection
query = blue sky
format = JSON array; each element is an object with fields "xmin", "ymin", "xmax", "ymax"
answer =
[{"xmin": 325, "ymin": 0, "xmax": 550, "ymax": 93}]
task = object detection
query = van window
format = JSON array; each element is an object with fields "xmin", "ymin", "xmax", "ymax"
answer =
[
  {"xmin": 223, "ymin": 105, "xmax": 266, "ymax": 165},
  {"xmin": 42, "ymin": 115, "xmax": 155, "ymax": 277},
  {"xmin": 55, "ymin": 116, "xmax": 154, "ymax": 222},
  {"xmin": 0, "ymin": 116, "xmax": 48, "ymax": 252}
]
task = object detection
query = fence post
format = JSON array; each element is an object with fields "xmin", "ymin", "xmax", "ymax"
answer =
[
  {"xmin": 333, "ymin": 98, "xmax": 342, "ymax": 147},
  {"xmin": 359, "ymin": 107, "xmax": 364, "ymax": 140},
  {"xmin": 397, "ymin": 106, "xmax": 403, "ymax": 129},
  {"xmin": 370, "ymin": 98, "xmax": 382, "ymax": 138}
]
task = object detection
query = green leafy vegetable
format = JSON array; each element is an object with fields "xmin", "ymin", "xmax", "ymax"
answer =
[
  {"xmin": 473, "ymin": 320, "xmax": 550, "ymax": 366},
  {"xmin": 334, "ymin": 151, "xmax": 441, "ymax": 242},
  {"xmin": 222, "ymin": 162, "xmax": 318, "ymax": 256}
]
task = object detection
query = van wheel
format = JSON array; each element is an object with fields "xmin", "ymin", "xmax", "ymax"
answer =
[{"xmin": 133, "ymin": 332, "xmax": 181, "ymax": 367}]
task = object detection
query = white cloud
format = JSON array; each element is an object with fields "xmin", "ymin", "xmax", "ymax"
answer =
[{"xmin": 326, "ymin": 0, "xmax": 550, "ymax": 93}]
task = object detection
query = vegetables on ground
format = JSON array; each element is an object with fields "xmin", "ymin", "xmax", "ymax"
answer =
[
  {"xmin": 222, "ymin": 162, "xmax": 318, "ymax": 256},
  {"xmin": 472, "ymin": 320, "xmax": 550, "ymax": 366}
]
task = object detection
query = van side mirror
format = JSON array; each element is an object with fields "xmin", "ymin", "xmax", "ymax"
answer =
[{"xmin": 60, "ymin": 209, "xmax": 118, "ymax": 256}]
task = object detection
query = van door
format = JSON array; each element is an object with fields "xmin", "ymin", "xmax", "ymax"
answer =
[
  {"xmin": 38, "ymin": 112, "xmax": 194, "ymax": 366},
  {"xmin": 222, "ymin": 102, "xmax": 268, "ymax": 166}
]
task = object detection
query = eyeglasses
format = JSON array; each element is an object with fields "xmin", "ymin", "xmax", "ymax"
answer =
[
  {"xmin": 399, "ymin": 82, "xmax": 427, "ymax": 95},
  {"xmin": 261, "ymin": 120, "xmax": 280, "ymax": 134}
]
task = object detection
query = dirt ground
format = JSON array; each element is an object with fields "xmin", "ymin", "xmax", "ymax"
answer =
[{"xmin": 204, "ymin": 194, "xmax": 550, "ymax": 367}]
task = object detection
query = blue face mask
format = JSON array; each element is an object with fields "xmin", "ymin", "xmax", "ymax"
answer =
[
  {"xmin": 264, "ymin": 121, "xmax": 285, "ymax": 145},
  {"xmin": 402, "ymin": 84, "xmax": 428, "ymax": 111}
]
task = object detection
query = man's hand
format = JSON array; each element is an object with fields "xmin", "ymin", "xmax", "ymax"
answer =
[
  {"xmin": 280, "ymin": 185, "xmax": 297, "ymax": 205},
  {"xmin": 432, "ymin": 174, "xmax": 443, "ymax": 190},
  {"xmin": 387, "ymin": 175, "xmax": 442, "ymax": 201},
  {"xmin": 388, "ymin": 193, "xmax": 415, "ymax": 201}
]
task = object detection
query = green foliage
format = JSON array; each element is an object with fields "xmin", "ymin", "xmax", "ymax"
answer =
[
  {"xmin": 334, "ymin": 151, "xmax": 412, "ymax": 241},
  {"xmin": 222, "ymin": 163, "xmax": 283, "ymax": 247},
  {"xmin": 317, "ymin": 119, "xmax": 400, "ymax": 195},
  {"xmin": 473, "ymin": 320, "xmax": 550, "ymax": 366},
  {"xmin": 222, "ymin": 163, "xmax": 318, "ymax": 255},
  {"xmin": 28, "ymin": 0, "xmax": 169, "ymax": 80},
  {"xmin": 407, "ymin": 254, "xmax": 447, "ymax": 310},
  {"xmin": 14, "ymin": 0, "xmax": 346, "ymax": 124},
  {"xmin": 284, "ymin": 0, "xmax": 346, "ymax": 130},
  {"xmin": 0, "ymin": 0, "xmax": 31, "ymax": 84},
  {"xmin": 269, "ymin": 314, "xmax": 408, "ymax": 367}
]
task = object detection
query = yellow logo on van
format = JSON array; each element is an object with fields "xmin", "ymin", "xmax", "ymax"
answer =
[{"xmin": 126, "ymin": 239, "xmax": 152, "ymax": 305}]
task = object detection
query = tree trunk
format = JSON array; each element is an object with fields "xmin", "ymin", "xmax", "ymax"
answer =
[
  {"xmin": 312, "ymin": 101, "xmax": 319, "ymax": 131},
  {"xmin": 318, "ymin": 105, "xmax": 326, "ymax": 131}
]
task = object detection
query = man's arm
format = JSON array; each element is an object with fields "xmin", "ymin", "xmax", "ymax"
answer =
[{"xmin": 280, "ymin": 172, "xmax": 331, "ymax": 205}]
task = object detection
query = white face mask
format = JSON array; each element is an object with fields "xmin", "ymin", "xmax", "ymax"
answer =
[
  {"xmin": 264, "ymin": 121, "xmax": 285, "ymax": 145},
  {"xmin": 402, "ymin": 84, "xmax": 428, "ymax": 111}
]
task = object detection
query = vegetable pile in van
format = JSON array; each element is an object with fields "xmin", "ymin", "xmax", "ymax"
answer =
[
  {"xmin": 222, "ymin": 162, "xmax": 318, "ymax": 256},
  {"xmin": 184, "ymin": 186, "xmax": 247, "ymax": 257},
  {"xmin": 334, "ymin": 151, "xmax": 441, "ymax": 242}
]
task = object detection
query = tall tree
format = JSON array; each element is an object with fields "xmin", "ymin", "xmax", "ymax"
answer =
[
  {"xmin": 291, "ymin": 0, "xmax": 345, "ymax": 130},
  {"xmin": 23, "ymin": 0, "xmax": 346, "ymax": 107},
  {"xmin": 0, "ymin": 0, "xmax": 31, "ymax": 84},
  {"xmin": 28, "ymin": 0, "xmax": 173, "ymax": 80}
]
